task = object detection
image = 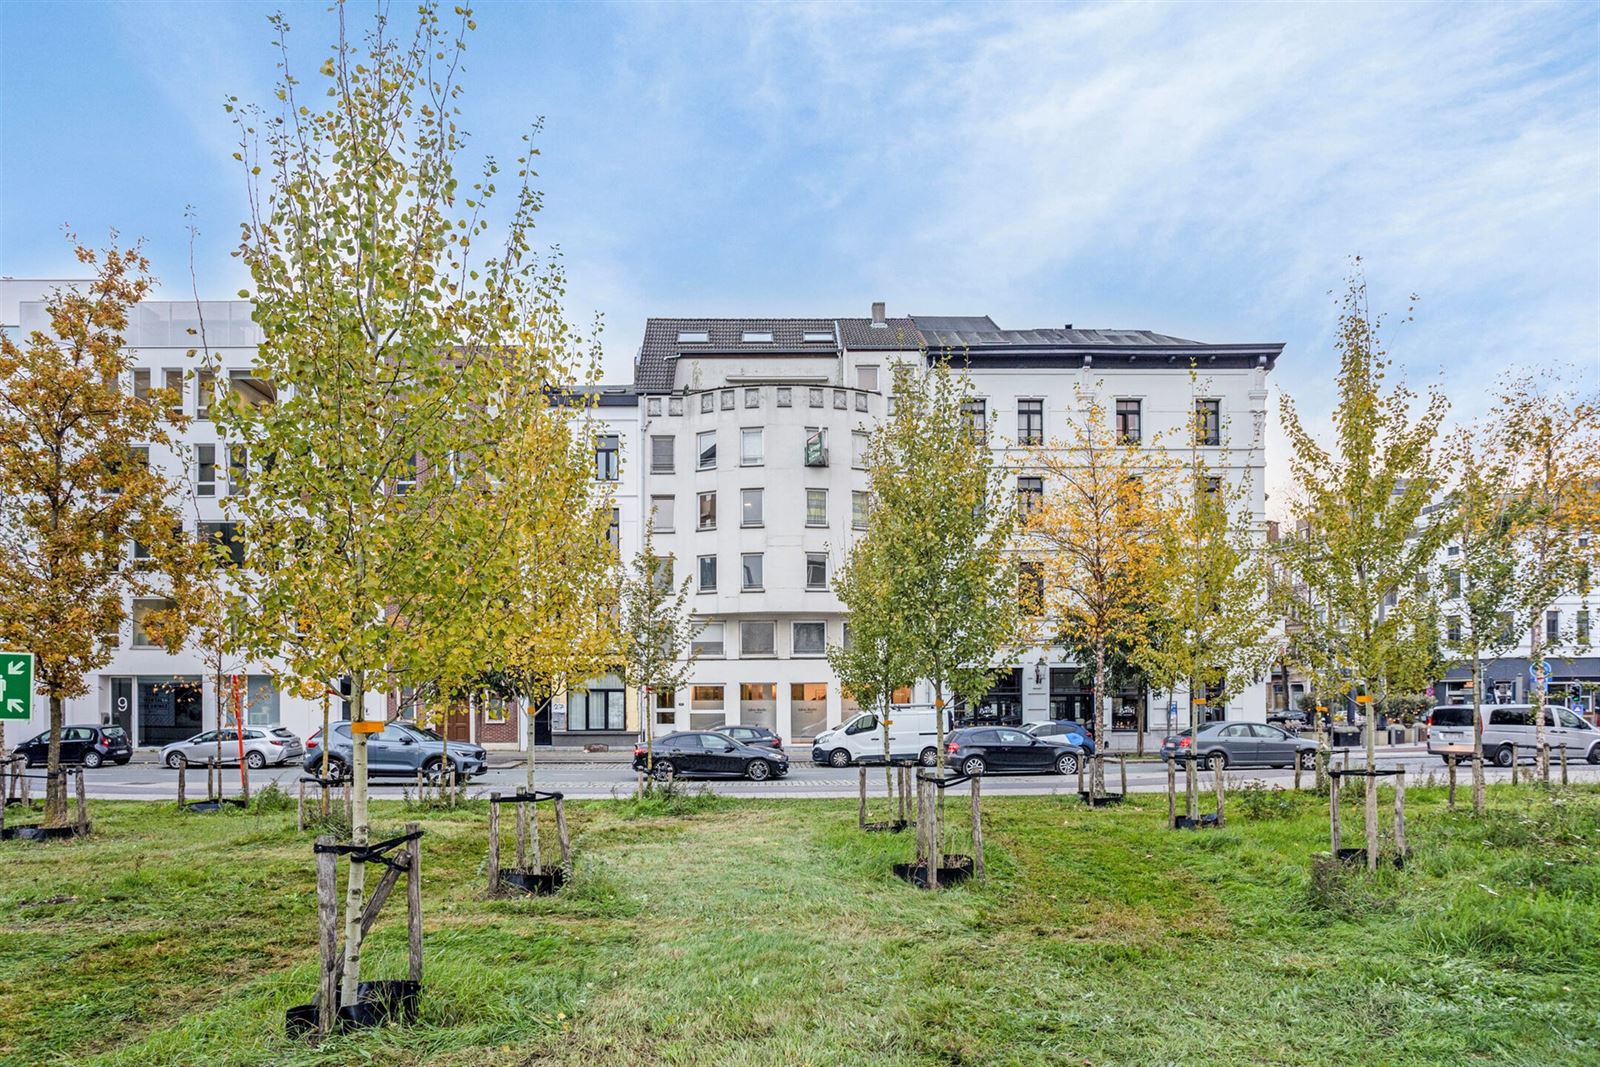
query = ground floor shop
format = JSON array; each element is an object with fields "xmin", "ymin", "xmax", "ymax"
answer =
[{"xmin": 1436, "ymin": 657, "xmax": 1600, "ymax": 716}]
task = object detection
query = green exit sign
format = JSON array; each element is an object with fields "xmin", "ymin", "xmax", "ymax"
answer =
[{"xmin": 0, "ymin": 652, "xmax": 34, "ymax": 720}]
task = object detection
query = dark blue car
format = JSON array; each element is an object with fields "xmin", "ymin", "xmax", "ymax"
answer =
[{"xmin": 1022, "ymin": 720, "xmax": 1097, "ymax": 755}]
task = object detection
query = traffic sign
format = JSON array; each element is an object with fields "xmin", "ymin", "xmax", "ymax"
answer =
[{"xmin": 0, "ymin": 651, "xmax": 35, "ymax": 720}]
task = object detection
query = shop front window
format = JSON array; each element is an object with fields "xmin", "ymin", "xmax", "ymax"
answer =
[
  {"xmin": 741, "ymin": 682, "xmax": 776, "ymax": 732},
  {"xmin": 790, "ymin": 683, "xmax": 828, "ymax": 739},
  {"xmin": 690, "ymin": 684, "xmax": 725, "ymax": 731},
  {"xmin": 569, "ymin": 688, "xmax": 625, "ymax": 731}
]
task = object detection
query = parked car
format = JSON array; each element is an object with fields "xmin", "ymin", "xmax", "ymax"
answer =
[
  {"xmin": 1021, "ymin": 719, "xmax": 1097, "ymax": 755},
  {"xmin": 945, "ymin": 726, "xmax": 1083, "ymax": 777},
  {"xmin": 308, "ymin": 721, "xmax": 487, "ymax": 781},
  {"xmin": 810, "ymin": 705, "xmax": 952, "ymax": 768},
  {"xmin": 717, "ymin": 724, "xmax": 784, "ymax": 751},
  {"xmin": 1426, "ymin": 703, "xmax": 1600, "ymax": 766},
  {"xmin": 16, "ymin": 725, "xmax": 132, "ymax": 768},
  {"xmin": 161, "ymin": 727, "xmax": 304, "ymax": 770},
  {"xmin": 1159, "ymin": 721, "xmax": 1317, "ymax": 770},
  {"xmin": 634, "ymin": 731, "xmax": 789, "ymax": 781},
  {"xmin": 1267, "ymin": 710, "xmax": 1308, "ymax": 731}
]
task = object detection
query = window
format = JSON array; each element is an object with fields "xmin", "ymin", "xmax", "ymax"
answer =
[
  {"xmin": 740, "ymin": 621, "xmax": 776, "ymax": 657},
  {"xmin": 700, "ymin": 393, "xmax": 714, "ymax": 414},
  {"xmin": 793, "ymin": 621, "xmax": 826, "ymax": 656},
  {"xmin": 740, "ymin": 683, "xmax": 777, "ymax": 731},
  {"xmin": 856, "ymin": 366, "xmax": 879, "ymax": 391},
  {"xmin": 742, "ymin": 330, "xmax": 773, "ymax": 343},
  {"xmin": 1194, "ymin": 399, "xmax": 1221, "ymax": 446},
  {"xmin": 227, "ymin": 445, "xmax": 249, "ymax": 493},
  {"xmin": 1017, "ymin": 476, "xmax": 1043, "ymax": 516},
  {"xmin": 1445, "ymin": 568, "xmax": 1461, "ymax": 598},
  {"xmin": 1017, "ymin": 399, "xmax": 1043, "ymax": 445},
  {"xmin": 1446, "ymin": 615, "xmax": 1462, "ymax": 642},
  {"xmin": 698, "ymin": 555, "xmax": 717, "ymax": 592},
  {"xmin": 741, "ymin": 427, "xmax": 764, "ymax": 466},
  {"xmin": 607, "ymin": 507, "xmax": 620, "ymax": 550},
  {"xmin": 595, "ymin": 434, "xmax": 620, "ymax": 481},
  {"xmin": 669, "ymin": 396, "xmax": 684, "ymax": 416},
  {"xmin": 653, "ymin": 688, "xmax": 675, "ymax": 728},
  {"xmin": 741, "ymin": 552, "xmax": 764, "ymax": 590},
  {"xmin": 1547, "ymin": 610, "xmax": 1560, "ymax": 642},
  {"xmin": 1579, "ymin": 610, "xmax": 1591, "ymax": 644},
  {"xmin": 806, "ymin": 488, "xmax": 827, "ymax": 527},
  {"xmin": 1116, "ymin": 399, "xmax": 1141, "ymax": 444},
  {"xmin": 691, "ymin": 623, "xmax": 725, "ymax": 657},
  {"xmin": 132, "ymin": 368, "xmax": 152, "ymax": 402},
  {"xmin": 650, "ymin": 495, "xmax": 675, "ymax": 533},
  {"xmin": 196, "ymin": 369, "xmax": 215, "ymax": 420},
  {"xmin": 195, "ymin": 444, "xmax": 217, "ymax": 497},
  {"xmin": 963, "ymin": 398, "xmax": 987, "ymax": 439},
  {"xmin": 804, "ymin": 331, "xmax": 833, "ymax": 343},
  {"xmin": 163, "ymin": 369, "xmax": 184, "ymax": 419},
  {"xmin": 647, "ymin": 397, "xmax": 662, "ymax": 417},
  {"xmin": 697, "ymin": 430, "xmax": 716, "ymax": 470},
  {"xmin": 790, "ymin": 683, "xmax": 828, "ymax": 738},
  {"xmin": 132, "ymin": 598, "xmax": 175, "ymax": 648},
  {"xmin": 394, "ymin": 453, "xmax": 417, "ymax": 496},
  {"xmin": 720, "ymin": 390, "xmax": 734, "ymax": 411},
  {"xmin": 851, "ymin": 431, "xmax": 868, "ymax": 469},
  {"xmin": 200, "ymin": 521, "xmax": 244, "ymax": 566},
  {"xmin": 809, "ymin": 387, "xmax": 824, "ymax": 408},
  {"xmin": 1203, "ymin": 476, "xmax": 1222, "ymax": 495},
  {"xmin": 740, "ymin": 388, "xmax": 759, "ymax": 410},
  {"xmin": 698, "ymin": 491, "xmax": 717, "ymax": 530},
  {"xmin": 245, "ymin": 675, "xmax": 280, "ymax": 726},
  {"xmin": 678, "ymin": 330, "xmax": 709, "ymax": 343},
  {"xmin": 570, "ymin": 688, "xmax": 625, "ymax": 731},
  {"xmin": 690, "ymin": 684, "xmax": 725, "ymax": 730},
  {"xmin": 776, "ymin": 387, "xmax": 792, "ymax": 407},
  {"xmin": 804, "ymin": 427, "xmax": 828, "ymax": 467},
  {"xmin": 833, "ymin": 389, "xmax": 847, "ymax": 410},
  {"xmin": 805, "ymin": 552, "xmax": 827, "ymax": 589},
  {"xmin": 1019, "ymin": 561, "xmax": 1044, "ymax": 612},
  {"xmin": 1498, "ymin": 612, "xmax": 1516, "ymax": 644},
  {"xmin": 651, "ymin": 435, "xmax": 675, "ymax": 473},
  {"xmin": 229, "ymin": 370, "xmax": 276, "ymax": 407},
  {"xmin": 741, "ymin": 488, "xmax": 764, "ymax": 527},
  {"xmin": 852, "ymin": 491, "xmax": 869, "ymax": 530},
  {"xmin": 1447, "ymin": 544, "xmax": 1460, "ymax": 557}
]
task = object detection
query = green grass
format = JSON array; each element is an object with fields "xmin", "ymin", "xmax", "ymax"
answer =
[{"xmin": 1, "ymin": 783, "xmax": 1597, "ymax": 1066}]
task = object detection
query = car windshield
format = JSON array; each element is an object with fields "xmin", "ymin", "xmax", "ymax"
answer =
[{"xmin": 401, "ymin": 724, "xmax": 442, "ymax": 741}]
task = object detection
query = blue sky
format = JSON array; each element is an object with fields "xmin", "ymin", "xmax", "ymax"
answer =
[{"xmin": 2, "ymin": 1, "xmax": 1597, "ymax": 497}]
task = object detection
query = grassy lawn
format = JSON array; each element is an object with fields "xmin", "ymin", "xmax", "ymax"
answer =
[{"xmin": 1, "ymin": 781, "xmax": 1597, "ymax": 1066}]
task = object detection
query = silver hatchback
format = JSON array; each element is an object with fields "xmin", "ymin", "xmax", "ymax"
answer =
[{"xmin": 162, "ymin": 727, "xmax": 305, "ymax": 770}]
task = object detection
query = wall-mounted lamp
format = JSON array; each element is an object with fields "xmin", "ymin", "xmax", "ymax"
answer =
[{"xmin": 1034, "ymin": 657, "xmax": 1047, "ymax": 685}]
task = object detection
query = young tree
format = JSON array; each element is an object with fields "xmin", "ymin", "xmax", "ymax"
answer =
[
  {"xmin": 1498, "ymin": 370, "xmax": 1600, "ymax": 782},
  {"xmin": 1024, "ymin": 391, "xmax": 1175, "ymax": 795},
  {"xmin": 1278, "ymin": 268, "xmax": 1451, "ymax": 855},
  {"xmin": 862, "ymin": 359, "xmax": 1022, "ymax": 772},
  {"xmin": 0, "ymin": 245, "xmax": 203, "ymax": 826},
  {"xmin": 222, "ymin": 4, "xmax": 590, "ymax": 1000},
  {"xmin": 618, "ymin": 529, "xmax": 699, "ymax": 782}
]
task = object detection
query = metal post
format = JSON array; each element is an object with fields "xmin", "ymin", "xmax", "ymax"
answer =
[
  {"xmin": 315, "ymin": 836, "xmax": 339, "ymax": 1036},
  {"xmin": 487, "ymin": 793, "xmax": 501, "ymax": 894},
  {"xmin": 405, "ymin": 822, "xmax": 422, "ymax": 984}
]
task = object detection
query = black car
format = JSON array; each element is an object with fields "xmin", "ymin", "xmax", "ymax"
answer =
[
  {"xmin": 717, "ymin": 725, "xmax": 784, "ymax": 751},
  {"xmin": 16, "ymin": 724, "xmax": 133, "ymax": 768},
  {"xmin": 633, "ymin": 731, "xmax": 789, "ymax": 781},
  {"xmin": 1267, "ymin": 710, "xmax": 1308, "ymax": 731},
  {"xmin": 945, "ymin": 726, "xmax": 1082, "ymax": 777}
]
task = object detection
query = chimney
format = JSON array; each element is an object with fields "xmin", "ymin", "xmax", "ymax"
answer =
[{"xmin": 871, "ymin": 301, "xmax": 886, "ymax": 326}]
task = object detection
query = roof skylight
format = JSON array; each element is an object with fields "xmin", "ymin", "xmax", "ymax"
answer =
[
  {"xmin": 678, "ymin": 330, "xmax": 709, "ymax": 343},
  {"xmin": 742, "ymin": 331, "xmax": 774, "ymax": 343}
]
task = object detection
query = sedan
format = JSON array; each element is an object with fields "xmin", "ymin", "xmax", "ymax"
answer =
[
  {"xmin": 945, "ymin": 727, "xmax": 1082, "ymax": 777},
  {"xmin": 1160, "ymin": 721, "xmax": 1317, "ymax": 770},
  {"xmin": 310, "ymin": 721, "xmax": 487, "ymax": 781},
  {"xmin": 633, "ymin": 731, "xmax": 789, "ymax": 781},
  {"xmin": 16, "ymin": 725, "xmax": 132, "ymax": 768},
  {"xmin": 162, "ymin": 727, "xmax": 305, "ymax": 770},
  {"xmin": 717, "ymin": 724, "xmax": 784, "ymax": 751},
  {"xmin": 1022, "ymin": 719, "xmax": 1097, "ymax": 755}
]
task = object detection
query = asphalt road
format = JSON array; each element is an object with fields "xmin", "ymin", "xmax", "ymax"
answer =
[{"xmin": 61, "ymin": 747, "xmax": 1600, "ymax": 801}]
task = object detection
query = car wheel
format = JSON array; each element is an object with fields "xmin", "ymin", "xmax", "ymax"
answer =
[
  {"xmin": 82, "ymin": 751, "xmax": 103, "ymax": 769},
  {"xmin": 421, "ymin": 757, "xmax": 446, "ymax": 782},
  {"xmin": 325, "ymin": 758, "xmax": 349, "ymax": 783},
  {"xmin": 746, "ymin": 760, "xmax": 771, "ymax": 782},
  {"xmin": 919, "ymin": 747, "xmax": 938, "ymax": 768},
  {"xmin": 245, "ymin": 750, "xmax": 266, "ymax": 770},
  {"xmin": 1493, "ymin": 745, "xmax": 1514, "ymax": 768},
  {"xmin": 961, "ymin": 756, "xmax": 986, "ymax": 777},
  {"xmin": 828, "ymin": 748, "xmax": 851, "ymax": 769},
  {"xmin": 1588, "ymin": 745, "xmax": 1600, "ymax": 766},
  {"xmin": 25, "ymin": 756, "xmax": 39, "ymax": 769},
  {"xmin": 1299, "ymin": 750, "xmax": 1316, "ymax": 770},
  {"xmin": 165, "ymin": 752, "xmax": 187, "ymax": 770},
  {"xmin": 651, "ymin": 760, "xmax": 675, "ymax": 782},
  {"xmin": 1055, "ymin": 752, "xmax": 1078, "ymax": 775},
  {"xmin": 1206, "ymin": 751, "xmax": 1228, "ymax": 771}
]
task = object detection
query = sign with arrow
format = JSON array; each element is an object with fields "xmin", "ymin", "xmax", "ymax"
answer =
[{"xmin": 0, "ymin": 652, "xmax": 35, "ymax": 721}]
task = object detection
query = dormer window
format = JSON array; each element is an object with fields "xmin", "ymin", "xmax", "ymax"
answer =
[
  {"xmin": 678, "ymin": 330, "xmax": 709, "ymax": 343},
  {"xmin": 803, "ymin": 331, "xmax": 832, "ymax": 343},
  {"xmin": 741, "ymin": 331, "xmax": 773, "ymax": 343}
]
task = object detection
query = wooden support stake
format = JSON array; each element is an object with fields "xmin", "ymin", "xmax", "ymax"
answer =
[
  {"xmin": 487, "ymin": 793, "xmax": 501, "ymax": 894},
  {"xmin": 20, "ymin": 768, "xmax": 30, "ymax": 807},
  {"xmin": 177, "ymin": 761, "xmax": 187, "ymax": 809},
  {"xmin": 75, "ymin": 769, "xmax": 87, "ymax": 834},
  {"xmin": 241, "ymin": 763, "xmax": 250, "ymax": 804},
  {"xmin": 1559, "ymin": 744, "xmax": 1568, "ymax": 786},
  {"xmin": 315, "ymin": 836, "xmax": 339, "ymax": 1036},
  {"xmin": 416, "ymin": 769, "xmax": 424, "ymax": 800},
  {"xmin": 927, "ymin": 777, "xmax": 940, "ymax": 890},
  {"xmin": 297, "ymin": 778, "xmax": 306, "ymax": 832},
  {"xmin": 554, "ymin": 795, "xmax": 572, "ymax": 870},
  {"xmin": 969, "ymin": 775, "xmax": 984, "ymax": 881},
  {"xmin": 1294, "ymin": 756, "xmax": 1302, "ymax": 792},
  {"xmin": 207, "ymin": 758, "xmax": 216, "ymax": 802},
  {"xmin": 1214, "ymin": 762, "xmax": 1226, "ymax": 828},
  {"xmin": 1166, "ymin": 758, "xmax": 1176, "ymax": 829},
  {"xmin": 406, "ymin": 821, "xmax": 422, "ymax": 984},
  {"xmin": 1076, "ymin": 755, "xmax": 1085, "ymax": 796},
  {"xmin": 1393, "ymin": 771, "xmax": 1406, "ymax": 859},
  {"xmin": 1511, "ymin": 744, "xmax": 1519, "ymax": 785},
  {"xmin": 514, "ymin": 787, "xmax": 528, "ymax": 871},
  {"xmin": 1365, "ymin": 770, "xmax": 1379, "ymax": 874},
  {"xmin": 1447, "ymin": 758, "xmax": 1457, "ymax": 809},
  {"xmin": 529, "ymin": 796, "xmax": 543, "ymax": 871},
  {"xmin": 320, "ymin": 783, "xmax": 329, "ymax": 819},
  {"xmin": 1119, "ymin": 755, "xmax": 1128, "ymax": 797},
  {"xmin": 858, "ymin": 766, "xmax": 868, "ymax": 829},
  {"xmin": 1330, "ymin": 773, "xmax": 1342, "ymax": 854}
]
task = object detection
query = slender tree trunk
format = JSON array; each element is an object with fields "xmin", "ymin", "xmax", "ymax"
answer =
[
  {"xmin": 1313, "ymin": 688, "xmax": 1329, "ymax": 791},
  {"xmin": 339, "ymin": 671, "xmax": 370, "ymax": 1004},
  {"xmin": 525, "ymin": 686, "xmax": 541, "ymax": 792},
  {"xmin": 1529, "ymin": 619, "xmax": 1549, "ymax": 784},
  {"xmin": 1091, "ymin": 640, "xmax": 1106, "ymax": 797},
  {"xmin": 881, "ymin": 692, "xmax": 894, "ymax": 819},
  {"xmin": 1471, "ymin": 654, "xmax": 1485, "ymax": 814},
  {"xmin": 320, "ymin": 690, "xmax": 331, "ymax": 778},
  {"xmin": 45, "ymin": 694, "xmax": 66, "ymax": 826},
  {"xmin": 439, "ymin": 685, "xmax": 451, "ymax": 800},
  {"xmin": 1185, "ymin": 678, "xmax": 1198, "ymax": 819},
  {"xmin": 933, "ymin": 675, "xmax": 947, "ymax": 775}
]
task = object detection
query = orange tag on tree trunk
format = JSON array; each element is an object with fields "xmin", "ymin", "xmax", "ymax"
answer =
[{"xmin": 350, "ymin": 720, "xmax": 386, "ymax": 734}]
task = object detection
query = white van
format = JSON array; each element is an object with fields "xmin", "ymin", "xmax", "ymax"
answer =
[
  {"xmin": 810, "ymin": 705, "xmax": 953, "ymax": 768},
  {"xmin": 1427, "ymin": 703, "xmax": 1600, "ymax": 766}
]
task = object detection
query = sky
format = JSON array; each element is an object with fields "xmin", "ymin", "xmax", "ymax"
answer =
[{"xmin": 2, "ymin": 1, "xmax": 1597, "ymax": 505}]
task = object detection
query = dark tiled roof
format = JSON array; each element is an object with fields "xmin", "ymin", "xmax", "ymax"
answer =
[
  {"xmin": 911, "ymin": 316, "xmax": 1204, "ymax": 350},
  {"xmin": 836, "ymin": 317, "xmax": 924, "ymax": 351},
  {"xmin": 636, "ymin": 318, "xmax": 838, "ymax": 392}
]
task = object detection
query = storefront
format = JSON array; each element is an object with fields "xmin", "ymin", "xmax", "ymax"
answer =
[
  {"xmin": 109, "ymin": 675, "xmax": 204, "ymax": 747},
  {"xmin": 1047, "ymin": 668, "xmax": 1147, "ymax": 731}
]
